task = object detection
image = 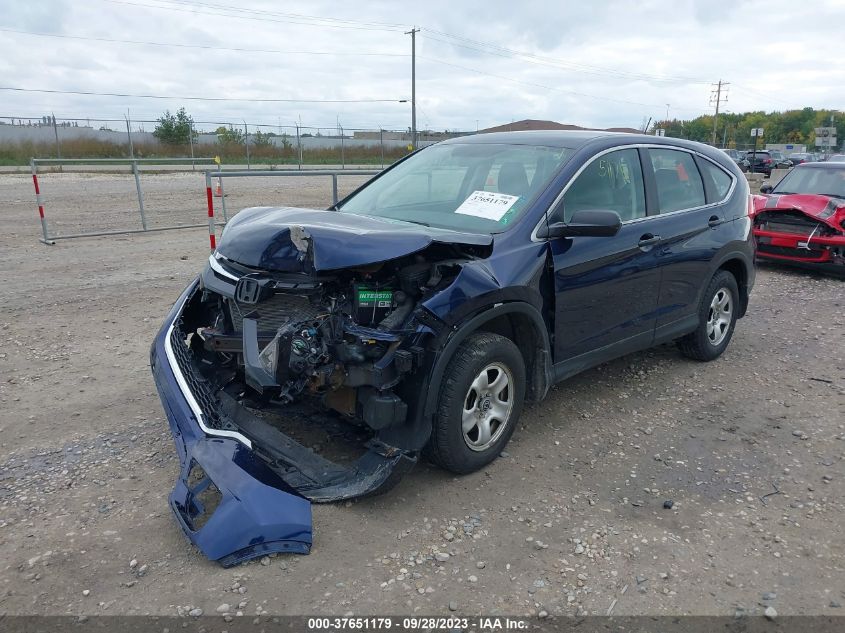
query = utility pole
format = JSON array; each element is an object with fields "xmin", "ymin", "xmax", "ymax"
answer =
[
  {"xmin": 243, "ymin": 120, "xmax": 250, "ymax": 170},
  {"xmin": 709, "ymin": 79, "xmax": 729, "ymax": 145},
  {"xmin": 831, "ymin": 114, "xmax": 836, "ymax": 158},
  {"xmin": 125, "ymin": 111, "xmax": 134, "ymax": 158},
  {"xmin": 405, "ymin": 27, "xmax": 419, "ymax": 149},
  {"xmin": 52, "ymin": 112, "xmax": 61, "ymax": 160}
]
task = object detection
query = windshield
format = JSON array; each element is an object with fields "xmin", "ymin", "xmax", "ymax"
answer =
[
  {"xmin": 337, "ymin": 143, "xmax": 573, "ymax": 233},
  {"xmin": 773, "ymin": 167, "xmax": 845, "ymax": 198}
]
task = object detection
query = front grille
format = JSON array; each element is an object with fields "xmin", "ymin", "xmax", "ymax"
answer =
[
  {"xmin": 227, "ymin": 293, "xmax": 323, "ymax": 334},
  {"xmin": 756, "ymin": 211, "xmax": 825, "ymax": 236},
  {"xmin": 762, "ymin": 220, "xmax": 816, "ymax": 236},
  {"xmin": 169, "ymin": 323, "xmax": 237, "ymax": 432},
  {"xmin": 758, "ymin": 244, "xmax": 826, "ymax": 260}
]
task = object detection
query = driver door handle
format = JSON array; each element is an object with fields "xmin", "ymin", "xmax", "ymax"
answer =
[{"xmin": 638, "ymin": 233, "xmax": 661, "ymax": 248}]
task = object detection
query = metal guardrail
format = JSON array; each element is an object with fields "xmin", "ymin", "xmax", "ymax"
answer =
[
  {"xmin": 31, "ymin": 157, "xmax": 220, "ymax": 244},
  {"xmin": 30, "ymin": 159, "xmax": 381, "ymax": 246},
  {"xmin": 202, "ymin": 169, "xmax": 380, "ymax": 250}
]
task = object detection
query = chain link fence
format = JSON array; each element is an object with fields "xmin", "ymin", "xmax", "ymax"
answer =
[{"xmin": 0, "ymin": 116, "xmax": 471, "ymax": 168}]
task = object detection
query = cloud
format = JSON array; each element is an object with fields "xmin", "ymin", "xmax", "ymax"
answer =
[{"xmin": 0, "ymin": 0, "xmax": 841, "ymax": 133}]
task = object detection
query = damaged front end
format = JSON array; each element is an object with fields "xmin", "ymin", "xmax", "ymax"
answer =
[
  {"xmin": 753, "ymin": 194, "xmax": 845, "ymax": 269},
  {"xmin": 151, "ymin": 206, "xmax": 493, "ymax": 564}
]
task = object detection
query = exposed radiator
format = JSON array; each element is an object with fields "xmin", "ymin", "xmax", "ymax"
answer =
[{"xmin": 227, "ymin": 293, "xmax": 324, "ymax": 334}]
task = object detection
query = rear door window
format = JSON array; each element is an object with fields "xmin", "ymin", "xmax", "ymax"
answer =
[{"xmin": 649, "ymin": 149, "xmax": 706, "ymax": 213}]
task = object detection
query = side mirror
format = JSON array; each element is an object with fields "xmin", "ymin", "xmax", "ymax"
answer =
[
  {"xmin": 538, "ymin": 209, "xmax": 622, "ymax": 239},
  {"xmin": 760, "ymin": 184, "xmax": 773, "ymax": 194}
]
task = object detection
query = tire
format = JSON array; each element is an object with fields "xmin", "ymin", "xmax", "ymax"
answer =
[
  {"xmin": 677, "ymin": 270, "xmax": 739, "ymax": 362},
  {"xmin": 426, "ymin": 332, "xmax": 525, "ymax": 474}
]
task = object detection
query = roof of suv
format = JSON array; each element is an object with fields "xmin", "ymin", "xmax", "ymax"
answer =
[
  {"xmin": 439, "ymin": 130, "xmax": 620, "ymax": 148},
  {"xmin": 439, "ymin": 130, "xmax": 722, "ymax": 152},
  {"xmin": 433, "ymin": 130, "xmax": 737, "ymax": 173}
]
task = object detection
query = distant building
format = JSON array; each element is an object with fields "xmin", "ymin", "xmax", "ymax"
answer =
[{"xmin": 765, "ymin": 143, "xmax": 807, "ymax": 154}]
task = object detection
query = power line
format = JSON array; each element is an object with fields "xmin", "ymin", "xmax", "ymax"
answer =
[
  {"xmin": 0, "ymin": 87, "xmax": 406, "ymax": 104},
  {"xmin": 730, "ymin": 84, "xmax": 796, "ymax": 108},
  {"xmin": 421, "ymin": 29, "xmax": 711, "ymax": 85},
  {"xmin": 159, "ymin": 0, "xmax": 409, "ymax": 29},
  {"xmin": 0, "ymin": 27, "xmax": 409, "ymax": 57},
  {"xmin": 102, "ymin": 0, "xmax": 408, "ymax": 32},
  {"xmin": 418, "ymin": 56, "xmax": 701, "ymax": 111}
]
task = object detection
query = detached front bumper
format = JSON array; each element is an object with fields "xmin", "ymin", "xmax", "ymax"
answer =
[{"xmin": 150, "ymin": 280, "xmax": 312, "ymax": 566}]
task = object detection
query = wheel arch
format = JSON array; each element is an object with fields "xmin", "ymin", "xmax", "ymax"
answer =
[
  {"xmin": 380, "ymin": 301, "xmax": 552, "ymax": 452},
  {"xmin": 435, "ymin": 301, "xmax": 552, "ymax": 403},
  {"xmin": 714, "ymin": 255, "xmax": 751, "ymax": 317}
]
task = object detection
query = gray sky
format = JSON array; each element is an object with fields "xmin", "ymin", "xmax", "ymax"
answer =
[{"xmin": 0, "ymin": 0, "xmax": 842, "ymax": 133}]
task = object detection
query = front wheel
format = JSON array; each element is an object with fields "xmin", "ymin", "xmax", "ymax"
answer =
[
  {"xmin": 426, "ymin": 332, "xmax": 525, "ymax": 474},
  {"xmin": 677, "ymin": 270, "xmax": 739, "ymax": 361}
]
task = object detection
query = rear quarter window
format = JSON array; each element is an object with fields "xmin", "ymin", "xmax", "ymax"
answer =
[{"xmin": 697, "ymin": 159, "xmax": 733, "ymax": 201}]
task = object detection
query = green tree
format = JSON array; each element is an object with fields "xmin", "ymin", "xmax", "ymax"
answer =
[
  {"xmin": 663, "ymin": 107, "xmax": 843, "ymax": 150},
  {"xmin": 153, "ymin": 107, "xmax": 195, "ymax": 144},
  {"xmin": 215, "ymin": 125, "xmax": 245, "ymax": 145},
  {"xmin": 251, "ymin": 130, "xmax": 274, "ymax": 148}
]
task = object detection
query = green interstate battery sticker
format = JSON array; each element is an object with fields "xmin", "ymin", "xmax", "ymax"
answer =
[{"xmin": 357, "ymin": 288, "xmax": 394, "ymax": 308}]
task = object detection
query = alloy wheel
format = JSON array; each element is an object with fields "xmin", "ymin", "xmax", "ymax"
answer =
[
  {"xmin": 461, "ymin": 362, "xmax": 514, "ymax": 452},
  {"xmin": 706, "ymin": 287, "xmax": 733, "ymax": 346}
]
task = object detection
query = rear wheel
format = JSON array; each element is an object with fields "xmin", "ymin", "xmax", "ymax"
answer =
[
  {"xmin": 426, "ymin": 332, "xmax": 525, "ymax": 474},
  {"xmin": 677, "ymin": 270, "xmax": 739, "ymax": 361}
]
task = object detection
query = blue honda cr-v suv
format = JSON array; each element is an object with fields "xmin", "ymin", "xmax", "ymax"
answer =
[{"xmin": 151, "ymin": 130, "xmax": 754, "ymax": 565}]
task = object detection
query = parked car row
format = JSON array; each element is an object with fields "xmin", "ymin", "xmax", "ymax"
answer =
[
  {"xmin": 745, "ymin": 150, "xmax": 793, "ymax": 176},
  {"xmin": 786, "ymin": 152, "xmax": 813, "ymax": 165},
  {"xmin": 721, "ymin": 149, "xmax": 843, "ymax": 176}
]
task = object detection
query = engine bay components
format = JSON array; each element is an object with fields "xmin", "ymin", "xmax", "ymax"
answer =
[{"xmin": 196, "ymin": 250, "xmax": 468, "ymax": 431}]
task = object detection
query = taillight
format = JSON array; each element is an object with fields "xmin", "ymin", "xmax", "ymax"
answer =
[
  {"xmin": 764, "ymin": 159, "xmax": 772, "ymax": 164},
  {"xmin": 748, "ymin": 195, "xmax": 755, "ymax": 217}
]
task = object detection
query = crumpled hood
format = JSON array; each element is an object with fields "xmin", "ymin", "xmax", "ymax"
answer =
[
  {"xmin": 216, "ymin": 207, "xmax": 493, "ymax": 272},
  {"xmin": 754, "ymin": 194, "xmax": 845, "ymax": 231}
]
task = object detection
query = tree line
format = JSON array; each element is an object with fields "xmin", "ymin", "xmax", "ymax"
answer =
[
  {"xmin": 653, "ymin": 107, "xmax": 843, "ymax": 149},
  {"xmin": 152, "ymin": 106, "xmax": 844, "ymax": 151}
]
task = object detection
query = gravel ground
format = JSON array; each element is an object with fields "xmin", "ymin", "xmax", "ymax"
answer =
[{"xmin": 0, "ymin": 172, "xmax": 843, "ymax": 619}]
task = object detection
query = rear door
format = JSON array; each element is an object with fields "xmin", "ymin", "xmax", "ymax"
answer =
[
  {"xmin": 642, "ymin": 147, "xmax": 736, "ymax": 340},
  {"xmin": 549, "ymin": 147, "xmax": 663, "ymax": 364}
]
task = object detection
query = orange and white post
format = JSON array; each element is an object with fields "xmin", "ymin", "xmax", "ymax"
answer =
[{"xmin": 205, "ymin": 172, "xmax": 217, "ymax": 251}]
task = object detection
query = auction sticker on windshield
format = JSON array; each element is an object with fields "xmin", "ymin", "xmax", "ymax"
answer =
[{"xmin": 455, "ymin": 190, "xmax": 520, "ymax": 221}]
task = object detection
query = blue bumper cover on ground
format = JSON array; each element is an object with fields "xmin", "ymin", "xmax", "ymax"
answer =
[{"xmin": 150, "ymin": 281, "xmax": 312, "ymax": 567}]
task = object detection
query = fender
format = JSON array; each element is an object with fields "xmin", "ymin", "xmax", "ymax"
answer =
[
  {"xmin": 704, "ymin": 226, "xmax": 755, "ymax": 317},
  {"xmin": 377, "ymin": 301, "xmax": 552, "ymax": 452}
]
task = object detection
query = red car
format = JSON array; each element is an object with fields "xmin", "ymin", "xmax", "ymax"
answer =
[{"xmin": 753, "ymin": 162, "xmax": 845, "ymax": 275}]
